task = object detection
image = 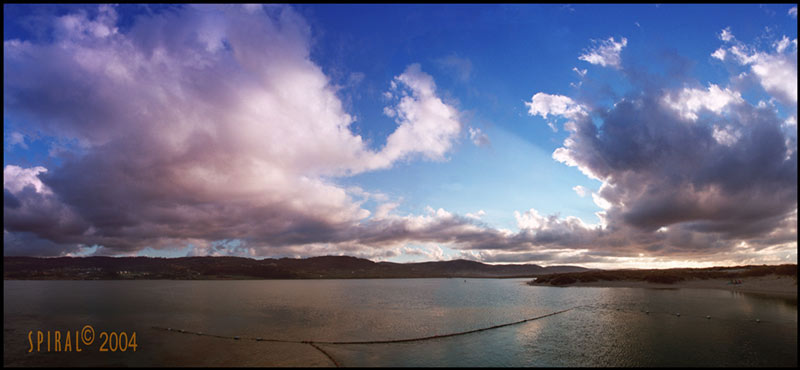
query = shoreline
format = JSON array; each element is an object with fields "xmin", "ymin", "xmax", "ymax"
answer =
[{"xmin": 531, "ymin": 275, "xmax": 797, "ymax": 298}]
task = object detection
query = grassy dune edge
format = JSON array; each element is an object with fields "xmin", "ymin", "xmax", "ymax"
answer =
[{"xmin": 528, "ymin": 264, "xmax": 797, "ymax": 297}]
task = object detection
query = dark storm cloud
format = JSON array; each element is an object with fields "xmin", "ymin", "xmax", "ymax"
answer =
[{"xmin": 585, "ymin": 97, "xmax": 797, "ymax": 239}]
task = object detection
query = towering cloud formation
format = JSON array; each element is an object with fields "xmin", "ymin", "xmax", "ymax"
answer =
[
  {"xmin": 525, "ymin": 32, "xmax": 797, "ymax": 263},
  {"xmin": 3, "ymin": 5, "xmax": 464, "ymax": 256}
]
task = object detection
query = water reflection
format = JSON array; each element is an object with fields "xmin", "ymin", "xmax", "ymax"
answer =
[{"xmin": 4, "ymin": 280, "xmax": 797, "ymax": 367}]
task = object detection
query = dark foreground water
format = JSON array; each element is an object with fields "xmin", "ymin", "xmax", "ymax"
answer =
[{"xmin": 4, "ymin": 279, "xmax": 797, "ymax": 367}]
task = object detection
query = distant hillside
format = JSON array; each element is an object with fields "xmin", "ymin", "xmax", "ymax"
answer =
[{"xmin": 3, "ymin": 255, "xmax": 589, "ymax": 280}]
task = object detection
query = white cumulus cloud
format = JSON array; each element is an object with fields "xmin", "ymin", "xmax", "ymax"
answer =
[
  {"xmin": 4, "ymin": 165, "xmax": 52, "ymax": 195},
  {"xmin": 712, "ymin": 28, "xmax": 798, "ymax": 106},
  {"xmin": 662, "ymin": 84, "xmax": 744, "ymax": 121},
  {"xmin": 711, "ymin": 48, "xmax": 727, "ymax": 61},
  {"xmin": 579, "ymin": 36, "xmax": 627, "ymax": 68},
  {"xmin": 375, "ymin": 64, "xmax": 463, "ymax": 167},
  {"xmin": 525, "ymin": 93, "xmax": 587, "ymax": 120}
]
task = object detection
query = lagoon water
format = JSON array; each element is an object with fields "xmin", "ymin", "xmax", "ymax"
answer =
[{"xmin": 4, "ymin": 279, "xmax": 797, "ymax": 367}]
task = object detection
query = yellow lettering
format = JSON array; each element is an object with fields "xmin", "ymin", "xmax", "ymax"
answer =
[
  {"xmin": 37, "ymin": 331, "xmax": 43, "ymax": 352},
  {"xmin": 75, "ymin": 330, "xmax": 81, "ymax": 352},
  {"xmin": 55, "ymin": 331, "xmax": 61, "ymax": 352},
  {"xmin": 27, "ymin": 331, "xmax": 33, "ymax": 353},
  {"xmin": 47, "ymin": 331, "xmax": 50, "ymax": 352},
  {"xmin": 64, "ymin": 331, "xmax": 72, "ymax": 352}
]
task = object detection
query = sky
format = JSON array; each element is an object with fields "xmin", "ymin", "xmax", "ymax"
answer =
[{"xmin": 3, "ymin": 4, "xmax": 797, "ymax": 269}]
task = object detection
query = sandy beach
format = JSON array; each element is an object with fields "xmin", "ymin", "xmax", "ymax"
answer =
[{"xmin": 534, "ymin": 274, "xmax": 797, "ymax": 298}]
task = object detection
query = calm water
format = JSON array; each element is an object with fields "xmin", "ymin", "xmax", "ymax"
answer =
[{"xmin": 4, "ymin": 279, "xmax": 797, "ymax": 367}]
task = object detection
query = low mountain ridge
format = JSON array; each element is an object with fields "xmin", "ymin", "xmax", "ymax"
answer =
[{"xmin": 3, "ymin": 255, "xmax": 590, "ymax": 279}]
